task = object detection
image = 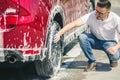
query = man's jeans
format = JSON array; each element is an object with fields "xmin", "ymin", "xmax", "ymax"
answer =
[{"xmin": 78, "ymin": 33, "xmax": 120, "ymax": 64}]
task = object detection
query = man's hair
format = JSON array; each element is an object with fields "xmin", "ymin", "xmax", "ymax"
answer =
[{"xmin": 97, "ymin": 0, "xmax": 111, "ymax": 10}]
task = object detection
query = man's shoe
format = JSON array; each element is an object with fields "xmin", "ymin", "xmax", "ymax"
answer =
[
  {"xmin": 110, "ymin": 60, "xmax": 118, "ymax": 67},
  {"xmin": 84, "ymin": 63, "xmax": 97, "ymax": 72}
]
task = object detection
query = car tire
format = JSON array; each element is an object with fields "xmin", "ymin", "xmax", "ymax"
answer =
[{"xmin": 34, "ymin": 21, "xmax": 62, "ymax": 78}]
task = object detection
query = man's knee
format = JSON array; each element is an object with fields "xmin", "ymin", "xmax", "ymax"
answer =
[{"xmin": 78, "ymin": 33, "xmax": 88, "ymax": 43}]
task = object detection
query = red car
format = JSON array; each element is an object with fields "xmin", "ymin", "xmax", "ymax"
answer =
[{"xmin": 0, "ymin": 0, "xmax": 94, "ymax": 77}]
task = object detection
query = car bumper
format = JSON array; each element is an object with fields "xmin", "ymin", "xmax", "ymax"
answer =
[{"xmin": 0, "ymin": 48, "xmax": 47, "ymax": 63}]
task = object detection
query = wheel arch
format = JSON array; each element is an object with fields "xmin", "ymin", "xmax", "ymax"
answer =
[
  {"xmin": 53, "ymin": 13, "xmax": 64, "ymax": 28},
  {"xmin": 49, "ymin": 5, "xmax": 65, "ymax": 29}
]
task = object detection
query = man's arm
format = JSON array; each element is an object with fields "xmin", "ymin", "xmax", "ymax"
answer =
[{"xmin": 54, "ymin": 18, "xmax": 84, "ymax": 43}]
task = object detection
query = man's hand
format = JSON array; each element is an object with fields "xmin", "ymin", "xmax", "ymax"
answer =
[
  {"xmin": 54, "ymin": 33, "xmax": 61, "ymax": 43},
  {"xmin": 107, "ymin": 45, "xmax": 119, "ymax": 55}
]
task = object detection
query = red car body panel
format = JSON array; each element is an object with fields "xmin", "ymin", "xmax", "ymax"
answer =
[{"xmin": 0, "ymin": 0, "xmax": 90, "ymax": 62}]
